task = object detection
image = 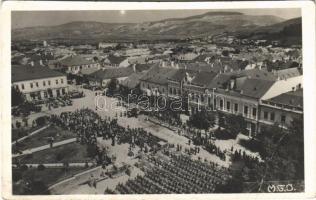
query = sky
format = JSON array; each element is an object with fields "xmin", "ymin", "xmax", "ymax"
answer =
[{"xmin": 12, "ymin": 8, "xmax": 301, "ymax": 29}]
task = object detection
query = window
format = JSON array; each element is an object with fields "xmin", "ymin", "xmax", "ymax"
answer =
[
  {"xmin": 234, "ymin": 103, "xmax": 238, "ymax": 112},
  {"xmin": 264, "ymin": 111, "xmax": 268, "ymax": 119},
  {"xmin": 30, "ymin": 83, "xmax": 33, "ymax": 88},
  {"xmin": 220, "ymin": 99, "xmax": 224, "ymax": 109},
  {"xmin": 36, "ymin": 82, "xmax": 39, "ymax": 87},
  {"xmin": 252, "ymin": 108, "xmax": 257, "ymax": 117},
  {"xmin": 226, "ymin": 101, "xmax": 231, "ymax": 111},
  {"xmin": 21, "ymin": 84, "xmax": 24, "ymax": 90},
  {"xmin": 61, "ymin": 79, "xmax": 64, "ymax": 84},
  {"xmin": 48, "ymin": 80, "xmax": 51, "ymax": 86},
  {"xmin": 270, "ymin": 112, "xmax": 275, "ymax": 121},
  {"xmin": 213, "ymin": 99, "xmax": 217, "ymax": 108},
  {"xmin": 281, "ymin": 115, "xmax": 286, "ymax": 123},
  {"xmin": 43, "ymin": 81, "xmax": 46, "ymax": 86},
  {"xmin": 56, "ymin": 79, "xmax": 59, "ymax": 84},
  {"xmin": 169, "ymin": 88, "xmax": 172, "ymax": 94},
  {"xmin": 244, "ymin": 106, "xmax": 248, "ymax": 115}
]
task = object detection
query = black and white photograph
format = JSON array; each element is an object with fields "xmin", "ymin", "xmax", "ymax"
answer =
[{"xmin": 1, "ymin": 1, "xmax": 316, "ymax": 198}]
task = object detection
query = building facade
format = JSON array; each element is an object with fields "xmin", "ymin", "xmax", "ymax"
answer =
[{"xmin": 12, "ymin": 65, "xmax": 68, "ymax": 101}]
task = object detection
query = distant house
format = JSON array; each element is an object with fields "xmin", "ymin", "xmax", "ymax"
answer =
[
  {"xmin": 175, "ymin": 53, "xmax": 199, "ymax": 62},
  {"xmin": 98, "ymin": 42, "xmax": 118, "ymax": 49},
  {"xmin": 139, "ymin": 65, "xmax": 178, "ymax": 96},
  {"xmin": 87, "ymin": 66, "xmax": 135, "ymax": 87},
  {"xmin": 103, "ymin": 55, "xmax": 129, "ymax": 68},
  {"xmin": 121, "ymin": 72, "xmax": 148, "ymax": 90},
  {"xmin": 56, "ymin": 55, "xmax": 100, "ymax": 74},
  {"xmin": 125, "ymin": 48, "xmax": 151, "ymax": 57},
  {"xmin": 12, "ymin": 65, "xmax": 68, "ymax": 101}
]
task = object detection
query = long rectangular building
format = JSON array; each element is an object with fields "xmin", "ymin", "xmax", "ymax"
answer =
[{"xmin": 12, "ymin": 65, "xmax": 68, "ymax": 101}]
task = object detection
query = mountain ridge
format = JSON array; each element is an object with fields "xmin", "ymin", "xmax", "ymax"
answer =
[{"xmin": 12, "ymin": 11, "xmax": 295, "ymax": 41}]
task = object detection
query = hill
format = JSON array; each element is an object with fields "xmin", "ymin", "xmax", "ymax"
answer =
[
  {"xmin": 12, "ymin": 11, "xmax": 285, "ymax": 41},
  {"xmin": 236, "ymin": 17, "xmax": 302, "ymax": 45}
]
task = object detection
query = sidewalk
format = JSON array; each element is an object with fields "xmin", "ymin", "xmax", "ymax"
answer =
[{"xmin": 13, "ymin": 138, "xmax": 77, "ymax": 158}]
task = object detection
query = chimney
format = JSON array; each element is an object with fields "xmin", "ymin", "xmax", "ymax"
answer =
[
  {"xmin": 132, "ymin": 64, "xmax": 136, "ymax": 73},
  {"xmin": 230, "ymin": 79, "xmax": 235, "ymax": 90},
  {"xmin": 162, "ymin": 61, "xmax": 165, "ymax": 68}
]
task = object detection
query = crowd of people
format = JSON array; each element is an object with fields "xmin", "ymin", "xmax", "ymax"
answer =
[
  {"xmin": 50, "ymin": 108, "xmax": 164, "ymax": 156},
  {"xmin": 231, "ymin": 149, "xmax": 261, "ymax": 169},
  {"xmin": 116, "ymin": 154, "xmax": 231, "ymax": 194}
]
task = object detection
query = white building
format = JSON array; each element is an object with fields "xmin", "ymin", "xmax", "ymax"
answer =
[{"xmin": 12, "ymin": 65, "xmax": 68, "ymax": 101}]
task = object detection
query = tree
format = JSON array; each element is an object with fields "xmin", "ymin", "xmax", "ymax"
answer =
[
  {"xmin": 25, "ymin": 180, "xmax": 50, "ymax": 195},
  {"xmin": 12, "ymin": 86, "xmax": 25, "ymax": 107},
  {"xmin": 244, "ymin": 117, "xmax": 304, "ymax": 190},
  {"xmin": 187, "ymin": 110, "xmax": 215, "ymax": 131},
  {"xmin": 93, "ymin": 56, "xmax": 99, "ymax": 62},
  {"xmin": 222, "ymin": 50, "xmax": 229, "ymax": 57},
  {"xmin": 107, "ymin": 78, "xmax": 118, "ymax": 95},
  {"xmin": 225, "ymin": 114, "xmax": 247, "ymax": 138}
]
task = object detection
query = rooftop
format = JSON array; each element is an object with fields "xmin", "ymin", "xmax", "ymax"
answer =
[
  {"xmin": 88, "ymin": 66, "xmax": 134, "ymax": 80},
  {"xmin": 106, "ymin": 54, "xmax": 128, "ymax": 65},
  {"xmin": 266, "ymin": 89, "xmax": 303, "ymax": 108},
  {"xmin": 12, "ymin": 65, "xmax": 65, "ymax": 83},
  {"xmin": 140, "ymin": 65, "xmax": 177, "ymax": 85},
  {"xmin": 58, "ymin": 55, "xmax": 95, "ymax": 66}
]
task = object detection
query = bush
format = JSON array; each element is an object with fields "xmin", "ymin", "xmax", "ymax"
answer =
[
  {"xmin": 12, "ymin": 171, "xmax": 22, "ymax": 182},
  {"xmin": 214, "ymin": 127, "xmax": 235, "ymax": 140},
  {"xmin": 20, "ymin": 164, "xmax": 28, "ymax": 171},
  {"xmin": 55, "ymin": 152, "xmax": 65, "ymax": 162},
  {"xmin": 16, "ymin": 121, "xmax": 22, "ymax": 129},
  {"xmin": 238, "ymin": 138, "xmax": 263, "ymax": 153},
  {"xmin": 35, "ymin": 116, "xmax": 49, "ymax": 127},
  {"xmin": 37, "ymin": 164, "xmax": 46, "ymax": 171}
]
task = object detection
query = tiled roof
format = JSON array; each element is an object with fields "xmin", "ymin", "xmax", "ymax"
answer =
[
  {"xmin": 168, "ymin": 69, "xmax": 197, "ymax": 82},
  {"xmin": 266, "ymin": 89, "xmax": 303, "ymax": 108},
  {"xmin": 12, "ymin": 65, "xmax": 65, "ymax": 83},
  {"xmin": 121, "ymin": 72, "xmax": 147, "ymax": 89},
  {"xmin": 140, "ymin": 66, "xmax": 177, "ymax": 85},
  {"xmin": 133, "ymin": 63, "xmax": 152, "ymax": 72},
  {"xmin": 80, "ymin": 67, "xmax": 100, "ymax": 75},
  {"xmin": 59, "ymin": 55, "xmax": 94, "ymax": 66},
  {"xmin": 88, "ymin": 67, "xmax": 134, "ymax": 80},
  {"xmin": 239, "ymin": 69, "xmax": 277, "ymax": 81},
  {"xmin": 191, "ymin": 71, "xmax": 217, "ymax": 87},
  {"xmin": 207, "ymin": 73, "xmax": 233, "ymax": 89},
  {"xmin": 236, "ymin": 78, "xmax": 275, "ymax": 99},
  {"xmin": 107, "ymin": 54, "xmax": 127, "ymax": 65},
  {"xmin": 274, "ymin": 67, "xmax": 302, "ymax": 80}
]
